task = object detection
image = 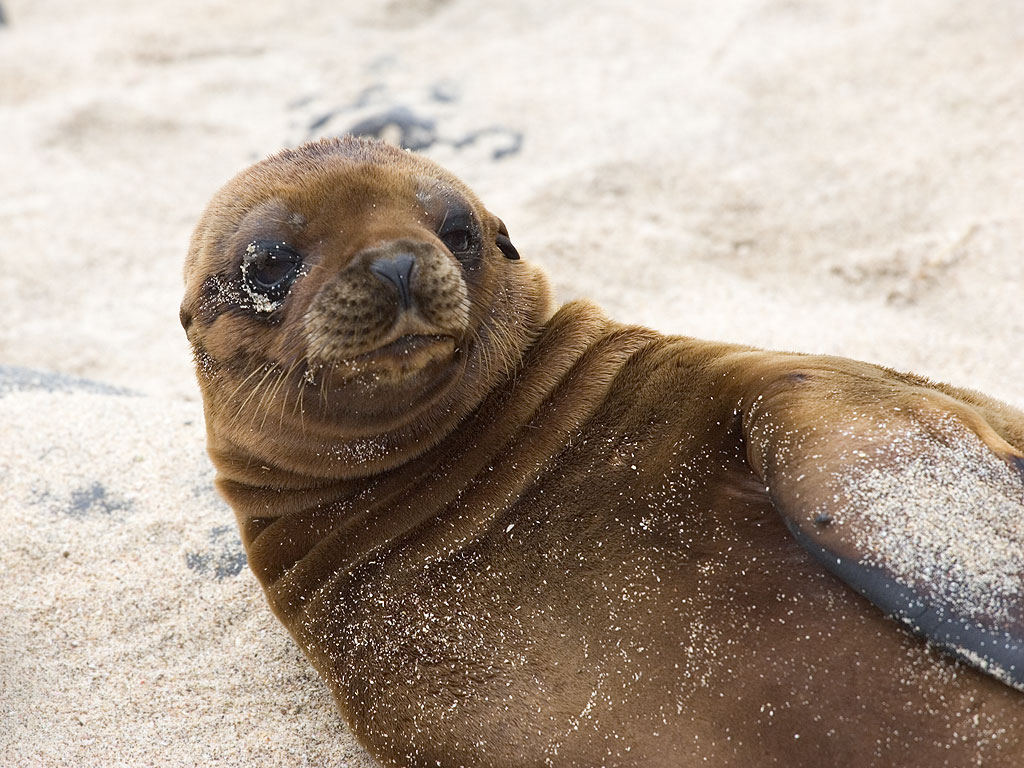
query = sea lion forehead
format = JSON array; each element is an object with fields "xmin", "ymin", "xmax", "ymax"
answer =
[
  {"xmin": 249, "ymin": 137, "xmax": 471, "ymax": 197},
  {"xmin": 247, "ymin": 157, "xmax": 478, "ymax": 233},
  {"xmin": 196, "ymin": 138, "xmax": 479, "ymax": 236}
]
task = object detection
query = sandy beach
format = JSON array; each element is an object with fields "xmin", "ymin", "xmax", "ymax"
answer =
[{"xmin": 1, "ymin": 0, "xmax": 1022, "ymax": 764}]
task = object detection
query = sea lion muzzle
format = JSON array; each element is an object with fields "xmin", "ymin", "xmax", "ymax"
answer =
[{"xmin": 303, "ymin": 237, "xmax": 469, "ymax": 369}]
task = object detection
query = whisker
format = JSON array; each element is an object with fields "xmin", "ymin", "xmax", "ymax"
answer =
[
  {"xmin": 254, "ymin": 367, "xmax": 286, "ymax": 430},
  {"xmin": 226, "ymin": 363, "xmax": 270, "ymax": 407},
  {"xmin": 296, "ymin": 368, "xmax": 308, "ymax": 436},
  {"xmin": 320, "ymin": 362, "xmax": 330, "ymax": 414},
  {"xmin": 293, "ymin": 362, "xmax": 310, "ymax": 417},
  {"xmin": 236, "ymin": 364, "xmax": 278, "ymax": 421},
  {"xmin": 277, "ymin": 360, "xmax": 303, "ymax": 429},
  {"xmin": 471, "ymin": 326, "xmax": 494, "ymax": 385}
]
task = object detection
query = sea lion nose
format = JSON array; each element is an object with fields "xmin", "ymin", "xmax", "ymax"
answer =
[{"xmin": 369, "ymin": 252, "xmax": 416, "ymax": 309}]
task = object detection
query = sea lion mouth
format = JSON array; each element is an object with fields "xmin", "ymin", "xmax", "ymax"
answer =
[
  {"xmin": 352, "ymin": 333, "xmax": 456, "ymax": 364},
  {"xmin": 326, "ymin": 332, "xmax": 459, "ymax": 383}
]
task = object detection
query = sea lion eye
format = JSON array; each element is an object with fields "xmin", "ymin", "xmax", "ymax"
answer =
[
  {"xmin": 437, "ymin": 210, "xmax": 480, "ymax": 262},
  {"xmin": 439, "ymin": 227, "xmax": 474, "ymax": 255},
  {"xmin": 242, "ymin": 240, "xmax": 303, "ymax": 301}
]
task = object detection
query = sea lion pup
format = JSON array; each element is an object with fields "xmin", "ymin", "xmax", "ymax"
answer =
[{"xmin": 181, "ymin": 137, "xmax": 1024, "ymax": 767}]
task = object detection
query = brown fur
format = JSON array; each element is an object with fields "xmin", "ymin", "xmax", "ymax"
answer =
[{"xmin": 183, "ymin": 137, "xmax": 1024, "ymax": 767}]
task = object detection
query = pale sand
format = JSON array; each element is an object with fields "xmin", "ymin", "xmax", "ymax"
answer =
[{"xmin": 1, "ymin": 0, "xmax": 1022, "ymax": 764}]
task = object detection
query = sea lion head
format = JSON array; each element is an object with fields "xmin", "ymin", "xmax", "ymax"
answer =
[{"xmin": 181, "ymin": 137, "xmax": 553, "ymax": 481}]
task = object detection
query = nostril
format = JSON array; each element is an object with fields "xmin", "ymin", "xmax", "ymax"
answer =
[{"xmin": 369, "ymin": 253, "xmax": 416, "ymax": 309}]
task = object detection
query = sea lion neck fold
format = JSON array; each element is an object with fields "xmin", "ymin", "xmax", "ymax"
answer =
[
  {"xmin": 241, "ymin": 304, "xmax": 662, "ymax": 608},
  {"xmin": 213, "ymin": 300, "xmax": 616, "ymax": 518}
]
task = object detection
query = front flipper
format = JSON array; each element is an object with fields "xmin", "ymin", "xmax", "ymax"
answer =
[{"xmin": 742, "ymin": 368, "xmax": 1024, "ymax": 690}]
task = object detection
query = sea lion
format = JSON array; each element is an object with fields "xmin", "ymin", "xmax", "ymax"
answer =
[{"xmin": 181, "ymin": 136, "xmax": 1024, "ymax": 767}]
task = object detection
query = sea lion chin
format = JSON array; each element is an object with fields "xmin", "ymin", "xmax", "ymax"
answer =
[{"xmin": 183, "ymin": 136, "xmax": 1024, "ymax": 767}]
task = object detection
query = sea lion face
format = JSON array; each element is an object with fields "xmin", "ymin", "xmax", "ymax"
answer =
[{"xmin": 181, "ymin": 138, "xmax": 553, "ymax": 476}]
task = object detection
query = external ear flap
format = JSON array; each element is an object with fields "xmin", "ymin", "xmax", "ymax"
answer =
[{"xmin": 495, "ymin": 218, "xmax": 520, "ymax": 261}]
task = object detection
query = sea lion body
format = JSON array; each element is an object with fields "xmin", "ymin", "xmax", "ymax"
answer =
[{"xmin": 182, "ymin": 138, "xmax": 1024, "ymax": 767}]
